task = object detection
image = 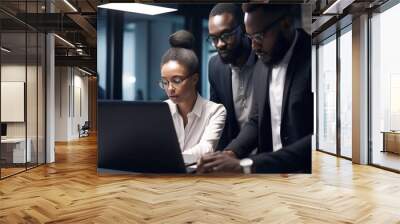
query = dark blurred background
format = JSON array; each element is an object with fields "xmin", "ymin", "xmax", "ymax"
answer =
[{"xmin": 97, "ymin": 3, "xmax": 310, "ymax": 101}]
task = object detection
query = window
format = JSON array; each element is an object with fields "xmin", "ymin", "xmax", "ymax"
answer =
[
  {"xmin": 370, "ymin": 2, "xmax": 400, "ymax": 171},
  {"xmin": 339, "ymin": 27, "xmax": 352, "ymax": 158},
  {"xmin": 201, "ymin": 19, "xmax": 216, "ymax": 99},
  {"xmin": 122, "ymin": 23, "xmax": 137, "ymax": 101},
  {"xmin": 317, "ymin": 35, "xmax": 337, "ymax": 154}
]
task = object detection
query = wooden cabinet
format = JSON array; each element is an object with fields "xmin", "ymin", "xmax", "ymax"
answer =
[{"xmin": 382, "ymin": 132, "xmax": 400, "ymax": 154}]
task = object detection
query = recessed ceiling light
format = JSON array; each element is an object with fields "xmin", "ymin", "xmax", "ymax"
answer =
[
  {"xmin": 78, "ymin": 67, "xmax": 93, "ymax": 76},
  {"xmin": 54, "ymin": 34, "xmax": 75, "ymax": 48},
  {"xmin": 63, "ymin": 0, "xmax": 78, "ymax": 12},
  {"xmin": 322, "ymin": 0, "xmax": 353, "ymax": 15},
  {"xmin": 98, "ymin": 3, "xmax": 177, "ymax": 15},
  {"xmin": 1, "ymin": 47, "xmax": 11, "ymax": 53}
]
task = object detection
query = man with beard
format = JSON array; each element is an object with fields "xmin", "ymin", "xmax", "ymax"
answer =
[
  {"xmin": 198, "ymin": 4, "xmax": 313, "ymax": 173},
  {"xmin": 207, "ymin": 3, "xmax": 257, "ymax": 150}
]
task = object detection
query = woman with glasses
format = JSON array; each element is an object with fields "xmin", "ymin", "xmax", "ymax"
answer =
[{"xmin": 160, "ymin": 30, "xmax": 227, "ymax": 161}]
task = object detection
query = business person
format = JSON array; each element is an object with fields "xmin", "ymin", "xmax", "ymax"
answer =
[
  {"xmin": 160, "ymin": 30, "xmax": 227, "ymax": 161},
  {"xmin": 208, "ymin": 3, "xmax": 257, "ymax": 150},
  {"xmin": 198, "ymin": 4, "xmax": 313, "ymax": 173}
]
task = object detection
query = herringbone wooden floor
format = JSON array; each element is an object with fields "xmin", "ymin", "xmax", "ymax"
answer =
[{"xmin": 1, "ymin": 135, "xmax": 400, "ymax": 224}]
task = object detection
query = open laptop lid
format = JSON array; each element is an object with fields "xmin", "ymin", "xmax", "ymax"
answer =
[{"xmin": 98, "ymin": 101, "xmax": 186, "ymax": 173}]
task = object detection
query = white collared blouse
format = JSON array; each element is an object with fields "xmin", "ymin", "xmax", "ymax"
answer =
[{"xmin": 165, "ymin": 94, "xmax": 226, "ymax": 161}]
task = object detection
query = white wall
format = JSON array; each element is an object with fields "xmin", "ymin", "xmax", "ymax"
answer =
[
  {"xmin": 55, "ymin": 66, "xmax": 69, "ymax": 141},
  {"xmin": 1, "ymin": 63, "xmax": 46, "ymax": 164},
  {"xmin": 55, "ymin": 67, "xmax": 89, "ymax": 141},
  {"xmin": 1, "ymin": 65, "xmax": 37, "ymax": 137},
  {"xmin": 72, "ymin": 73, "xmax": 89, "ymax": 138},
  {"xmin": 1, "ymin": 65, "xmax": 26, "ymax": 138}
]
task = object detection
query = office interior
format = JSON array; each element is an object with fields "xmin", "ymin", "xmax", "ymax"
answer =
[
  {"xmin": 0, "ymin": 0, "xmax": 97, "ymax": 179},
  {"xmin": 0, "ymin": 0, "xmax": 400, "ymax": 222},
  {"xmin": 313, "ymin": 0, "xmax": 400, "ymax": 172}
]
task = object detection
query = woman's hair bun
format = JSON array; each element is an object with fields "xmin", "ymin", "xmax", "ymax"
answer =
[{"xmin": 169, "ymin": 30, "xmax": 195, "ymax": 50}]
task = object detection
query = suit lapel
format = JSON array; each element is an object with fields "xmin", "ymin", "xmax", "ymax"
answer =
[
  {"xmin": 223, "ymin": 65, "xmax": 235, "ymax": 119},
  {"xmin": 258, "ymin": 62, "xmax": 271, "ymax": 123},
  {"xmin": 281, "ymin": 60, "xmax": 295, "ymax": 120},
  {"xmin": 281, "ymin": 32, "xmax": 303, "ymax": 120}
]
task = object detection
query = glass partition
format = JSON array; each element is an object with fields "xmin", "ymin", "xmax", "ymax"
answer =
[
  {"xmin": 38, "ymin": 32, "xmax": 45, "ymax": 165},
  {"xmin": 27, "ymin": 30, "xmax": 38, "ymax": 169},
  {"xmin": 1, "ymin": 30, "xmax": 28, "ymax": 177},
  {"xmin": 0, "ymin": 1, "xmax": 46, "ymax": 179}
]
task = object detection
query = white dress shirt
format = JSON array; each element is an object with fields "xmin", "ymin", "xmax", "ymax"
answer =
[
  {"xmin": 269, "ymin": 31, "xmax": 298, "ymax": 152},
  {"xmin": 166, "ymin": 94, "xmax": 226, "ymax": 161}
]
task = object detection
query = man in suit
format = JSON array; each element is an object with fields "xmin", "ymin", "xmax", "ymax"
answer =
[
  {"xmin": 198, "ymin": 4, "xmax": 313, "ymax": 173},
  {"xmin": 207, "ymin": 3, "xmax": 257, "ymax": 150}
]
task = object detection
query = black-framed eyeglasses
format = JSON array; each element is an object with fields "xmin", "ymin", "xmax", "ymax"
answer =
[
  {"xmin": 158, "ymin": 75, "xmax": 191, "ymax": 90},
  {"xmin": 245, "ymin": 15, "xmax": 286, "ymax": 43},
  {"xmin": 207, "ymin": 26, "xmax": 241, "ymax": 45}
]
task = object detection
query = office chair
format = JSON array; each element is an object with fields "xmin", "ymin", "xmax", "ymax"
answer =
[{"xmin": 79, "ymin": 121, "xmax": 90, "ymax": 138}]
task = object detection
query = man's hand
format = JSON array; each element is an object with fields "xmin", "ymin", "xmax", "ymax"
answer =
[
  {"xmin": 197, "ymin": 151, "xmax": 242, "ymax": 174},
  {"xmin": 223, "ymin": 150, "xmax": 237, "ymax": 158}
]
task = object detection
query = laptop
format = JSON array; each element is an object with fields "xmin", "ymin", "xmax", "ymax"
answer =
[
  {"xmin": 98, "ymin": 101, "xmax": 196, "ymax": 174},
  {"xmin": 1, "ymin": 123, "xmax": 7, "ymax": 140}
]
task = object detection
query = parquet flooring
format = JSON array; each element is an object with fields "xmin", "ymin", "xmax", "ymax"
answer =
[
  {"xmin": 1, "ymin": 167, "xmax": 25, "ymax": 177},
  {"xmin": 1, "ymin": 135, "xmax": 400, "ymax": 223}
]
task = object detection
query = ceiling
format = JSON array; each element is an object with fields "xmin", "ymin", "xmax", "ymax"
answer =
[
  {"xmin": 311, "ymin": 0, "xmax": 390, "ymax": 43},
  {"xmin": 0, "ymin": 0, "xmax": 393, "ymax": 72},
  {"xmin": 0, "ymin": 0, "xmax": 98, "ymax": 71}
]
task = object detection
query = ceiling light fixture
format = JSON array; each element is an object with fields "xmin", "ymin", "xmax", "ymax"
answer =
[
  {"xmin": 323, "ymin": 0, "xmax": 354, "ymax": 15},
  {"xmin": 1, "ymin": 47, "xmax": 11, "ymax": 53},
  {"xmin": 54, "ymin": 34, "xmax": 75, "ymax": 48},
  {"xmin": 63, "ymin": 0, "xmax": 78, "ymax": 12},
  {"xmin": 98, "ymin": 3, "xmax": 177, "ymax": 15},
  {"xmin": 78, "ymin": 67, "xmax": 93, "ymax": 76}
]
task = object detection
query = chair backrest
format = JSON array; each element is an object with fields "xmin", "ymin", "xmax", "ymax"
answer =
[{"xmin": 82, "ymin": 121, "xmax": 90, "ymax": 129}]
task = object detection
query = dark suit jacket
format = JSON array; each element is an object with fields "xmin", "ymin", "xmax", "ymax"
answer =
[
  {"xmin": 227, "ymin": 29, "xmax": 313, "ymax": 173},
  {"xmin": 208, "ymin": 52, "xmax": 257, "ymax": 150}
]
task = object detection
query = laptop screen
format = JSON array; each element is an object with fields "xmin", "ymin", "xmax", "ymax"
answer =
[
  {"xmin": 1, "ymin": 123, "xmax": 7, "ymax": 137},
  {"xmin": 97, "ymin": 101, "xmax": 187, "ymax": 173}
]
